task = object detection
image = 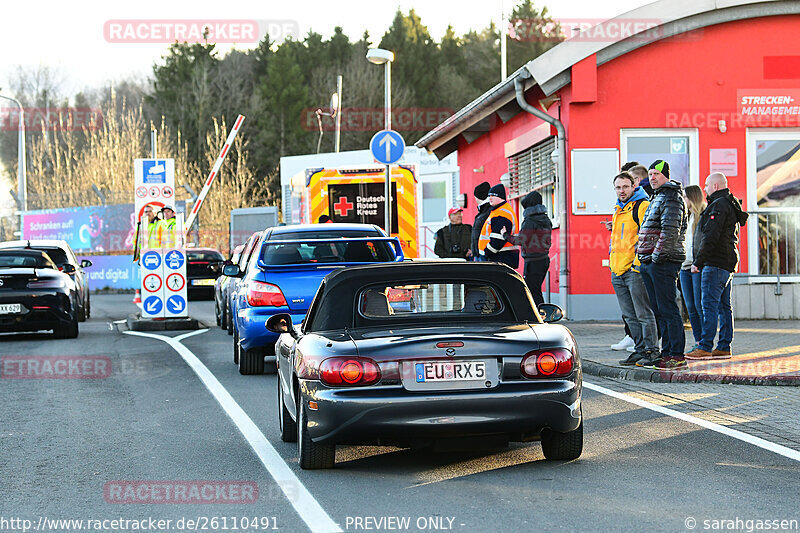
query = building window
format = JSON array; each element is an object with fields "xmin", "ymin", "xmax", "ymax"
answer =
[
  {"xmin": 620, "ymin": 129, "xmax": 699, "ymax": 187},
  {"xmin": 507, "ymin": 136, "xmax": 557, "ymax": 223},
  {"xmin": 746, "ymin": 130, "xmax": 800, "ymax": 276}
]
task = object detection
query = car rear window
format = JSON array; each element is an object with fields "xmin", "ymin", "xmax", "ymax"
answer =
[
  {"xmin": 0, "ymin": 252, "xmax": 55, "ymax": 268},
  {"xmin": 269, "ymin": 229, "xmax": 380, "ymax": 240},
  {"xmin": 358, "ymin": 282, "xmax": 504, "ymax": 318},
  {"xmin": 261, "ymin": 240, "xmax": 396, "ymax": 265},
  {"xmin": 188, "ymin": 251, "xmax": 224, "ymax": 262}
]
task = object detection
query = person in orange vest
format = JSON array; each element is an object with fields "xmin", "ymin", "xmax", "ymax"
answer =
[{"xmin": 478, "ymin": 183, "xmax": 520, "ymax": 268}]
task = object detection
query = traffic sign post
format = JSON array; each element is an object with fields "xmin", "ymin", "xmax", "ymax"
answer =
[
  {"xmin": 370, "ymin": 130, "xmax": 405, "ymax": 235},
  {"xmin": 137, "ymin": 212, "xmax": 188, "ymax": 319}
]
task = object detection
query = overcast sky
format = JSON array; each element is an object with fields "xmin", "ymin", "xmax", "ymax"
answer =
[{"xmin": 0, "ymin": 0, "xmax": 653, "ymax": 97}]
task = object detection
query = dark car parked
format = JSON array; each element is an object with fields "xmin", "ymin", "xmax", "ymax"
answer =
[
  {"xmin": 268, "ymin": 261, "xmax": 582, "ymax": 469},
  {"xmin": 186, "ymin": 248, "xmax": 224, "ymax": 300},
  {"xmin": 0, "ymin": 240, "xmax": 91, "ymax": 321},
  {"xmin": 215, "ymin": 244, "xmax": 244, "ymax": 328},
  {"xmin": 0, "ymin": 249, "xmax": 80, "ymax": 338}
]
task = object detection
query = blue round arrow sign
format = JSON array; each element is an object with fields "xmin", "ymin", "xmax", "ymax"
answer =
[
  {"xmin": 370, "ymin": 130, "xmax": 405, "ymax": 164},
  {"xmin": 143, "ymin": 295, "xmax": 163, "ymax": 315}
]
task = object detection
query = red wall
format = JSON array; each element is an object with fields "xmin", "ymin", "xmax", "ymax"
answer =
[{"xmin": 457, "ymin": 14, "xmax": 800, "ymax": 296}]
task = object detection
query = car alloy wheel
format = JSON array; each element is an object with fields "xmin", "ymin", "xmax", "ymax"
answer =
[
  {"xmin": 297, "ymin": 398, "xmax": 335, "ymax": 469},
  {"xmin": 278, "ymin": 380, "xmax": 297, "ymax": 442}
]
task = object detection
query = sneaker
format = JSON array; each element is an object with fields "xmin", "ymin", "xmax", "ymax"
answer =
[
  {"xmin": 685, "ymin": 348, "xmax": 713, "ymax": 360},
  {"xmin": 635, "ymin": 353, "xmax": 662, "ymax": 368},
  {"xmin": 619, "ymin": 352, "xmax": 646, "ymax": 366},
  {"xmin": 611, "ymin": 335, "xmax": 634, "ymax": 351},
  {"xmin": 627, "ymin": 345, "xmax": 635, "ymax": 353},
  {"xmin": 653, "ymin": 357, "xmax": 688, "ymax": 371},
  {"xmin": 711, "ymin": 349, "xmax": 732, "ymax": 359}
]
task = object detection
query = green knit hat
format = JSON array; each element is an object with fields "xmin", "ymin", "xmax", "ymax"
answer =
[{"xmin": 649, "ymin": 159, "xmax": 670, "ymax": 179}]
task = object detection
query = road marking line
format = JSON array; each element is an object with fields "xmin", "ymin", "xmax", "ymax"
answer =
[
  {"xmin": 124, "ymin": 330, "xmax": 341, "ymax": 533},
  {"xmin": 584, "ymin": 381, "xmax": 800, "ymax": 463}
]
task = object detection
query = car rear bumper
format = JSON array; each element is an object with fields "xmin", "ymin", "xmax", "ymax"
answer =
[
  {"xmin": 238, "ymin": 307, "xmax": 306, "ymax": 352},
  {"xmin": 299, "ymin": 376, "xmax": 582, "ymax": 445},
  {"xmin": 0, "ymin": 292, "xmax": 73, "ymax": 333}
]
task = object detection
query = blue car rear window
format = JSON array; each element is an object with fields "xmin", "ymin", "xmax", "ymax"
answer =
[
  {"xmin": 261, "ymin": 240, "xmax": 396, "ymax": 265},
  {"xmin": 269, "ymin": 230, "xmax": 380, "ymax": 240}
]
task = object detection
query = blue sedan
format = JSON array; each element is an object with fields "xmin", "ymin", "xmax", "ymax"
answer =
[{"xmin": 224, "ymin": 224, "xmax": 404, "ymax": 375}]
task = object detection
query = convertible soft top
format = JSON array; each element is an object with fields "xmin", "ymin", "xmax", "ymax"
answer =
[{"xmin": 309, "ymin": 261, "xmax": 539, "ymax": 330}]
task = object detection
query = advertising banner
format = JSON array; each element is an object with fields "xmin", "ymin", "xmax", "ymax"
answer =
[
  {"xmin": 77, "ymin": 255, "xmax": 141, "ymax": 291},
  {"xmin": 23, "ymin": 204, "xmax": 138, "ymax": 253}
]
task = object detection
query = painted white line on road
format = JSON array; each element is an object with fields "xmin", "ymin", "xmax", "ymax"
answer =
[
  {"xmin": 124, "ymin": 329, "xmax": 342, "ymax": 533},
  {"xmin": 584, "ymin": 381, "xmax": 800, "ymax": 463}
]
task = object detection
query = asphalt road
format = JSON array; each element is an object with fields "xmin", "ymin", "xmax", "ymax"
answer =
[{"xmin": 2, "ymin": 294, "xmax": 799, "ymax": 533}]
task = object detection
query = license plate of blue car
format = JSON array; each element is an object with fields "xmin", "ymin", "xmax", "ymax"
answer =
[{"xmin": 415, "ymin": 360, "xmax": 487, "ymax": 382}]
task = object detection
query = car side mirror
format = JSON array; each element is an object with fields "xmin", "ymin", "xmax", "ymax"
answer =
[
  {"xmin": 222, "ymin": 264, "xmax": 241, "ymax": 277},
  {"xmin": 266, "ymin": 313, "xmax": 298, "ymax": 339},
  {"xmin": 62, "ymin": 264, "xmax": 76, "ymax": 274},
  {"xmin": 80, "ymin": 260, "xmax": 92, "ymax": 268},
  {"xmin": 538, "ymin": 303, "xmax": 563, "ymax": 323}
]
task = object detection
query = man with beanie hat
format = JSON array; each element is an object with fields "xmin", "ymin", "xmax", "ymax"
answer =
[
  {"xmin": 517, "ymin": 190, "xmax": 552, "ymax": 306},
  {"xmin": 478, "ymin": 183, "xmax": 520, "ymax": 268},
  {"xmin": 471, "ymin": 182, "xmax": 492, "ymax": 261},
  {"xmin": 636, "ymin": 159, "xmax": 689, "ymax": 370}
]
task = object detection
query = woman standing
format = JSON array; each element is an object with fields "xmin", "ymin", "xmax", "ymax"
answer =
[{"xmin": 680, "ymin": 185, "xmax": 706, "ymax": 350}]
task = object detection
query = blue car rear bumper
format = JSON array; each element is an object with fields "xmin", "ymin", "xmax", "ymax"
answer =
[{"xmin": 238, "ymin": 307, "xmax": 305, "ymax": 353}]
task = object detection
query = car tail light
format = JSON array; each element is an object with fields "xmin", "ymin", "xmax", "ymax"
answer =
[
  {"xmin": 520, "ymin": 349, "xmax": 574, "ymax": 378},
  {"xmin": 27, "ymin": 279, "xmax": 65, "ymax": 289},
  {"xmin": 319, "ymin": 357, "xmax": 381, "ymax": 387},
  {"xmin": 246, "ymin": 281, "xmax": 287, "ymax": 307}
]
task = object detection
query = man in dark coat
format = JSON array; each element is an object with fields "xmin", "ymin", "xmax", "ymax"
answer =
[
  {"xmin": 517, "ymin": 190, "xmax": 552, "ymax": 306},
  {"xmin": 635, "ymin": 160, "xmax": 689, "ymax": 371},
  {"xmin": 686, "ymin": 172, "xmax": 748, "ymax": 361},
  {"xmin": 434, "ymin": 208, "xmax": 472, "ymax": 259},
  {"xmin": 478, "ymin": 183, "xmax": 520, "ymax": 269},
  {"xmin": 470, "ymin": 182, "xmax": 491, "ymax": 261}
]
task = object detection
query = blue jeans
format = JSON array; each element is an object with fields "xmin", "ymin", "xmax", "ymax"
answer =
[
  {"xmin": 700, "ymin": 266, "xmax": 733, "ymax": 352},
  {"xmin": 679, "ymin": 269, "xmax": 703, "ymax": 344},
  {"xmin": 640, "ymin": 261, "xmax": 685, "ymax": 358}
]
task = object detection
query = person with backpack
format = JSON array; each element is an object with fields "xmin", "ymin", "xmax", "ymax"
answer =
[{"xmin": 607, "ymin": 171, "xmax": 659, "ymax": 365}]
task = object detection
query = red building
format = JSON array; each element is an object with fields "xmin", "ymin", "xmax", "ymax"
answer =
[{"xmin": 417, "ymin": 0, "xmax": 800, "ymax": 319}]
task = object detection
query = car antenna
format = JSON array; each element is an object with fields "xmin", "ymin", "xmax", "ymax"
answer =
[{"xmin": 26, "ymin": 240, "xmax": 31, "ymax": 248}]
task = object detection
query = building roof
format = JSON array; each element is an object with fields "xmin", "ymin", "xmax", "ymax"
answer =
[{"xmin": 415, "ymin": 0, "xmax": 800, "ymax": 158}]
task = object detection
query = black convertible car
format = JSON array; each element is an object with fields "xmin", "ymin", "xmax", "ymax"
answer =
[
  {"xmin": 268, "ymin": 261, "xmax": 582, "ymax": 469},
  {"xmin": 0, "ymin": 249, "xmax": 80, "ymax": 338}
]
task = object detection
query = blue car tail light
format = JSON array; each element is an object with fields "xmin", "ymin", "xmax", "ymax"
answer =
[{"xmin": 246, "ymin": 281, "xmax": 288, "ymax": 307}]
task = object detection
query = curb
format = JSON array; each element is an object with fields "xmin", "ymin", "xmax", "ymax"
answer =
[
  {"xmin": 126, "ymin": 314, "xmax": 204, "ymax": 331},
  {"xmin": 582, "ymin": 360, "xmax": 800, "ymax": 387}
]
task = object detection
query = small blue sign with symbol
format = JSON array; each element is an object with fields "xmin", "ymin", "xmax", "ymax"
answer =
[
  {"xmin": 370, "ymin": 130, "xmax": 405, "ymax": 165},
  {"xmin": 165, "ymin": 250, "xmax": 185, "ymax": 270},
  {"xmin": 166, "ymin": 295, "xmax": 186, "ymax": 314},
  {"xmin": 142, "ymin": 251, "xmax": 161, "ymax": 270},
  {"xmin": 144, "ymin": 296, "xmax": 163, "ymax": 314},
  {"xmin": 415, "ymin": 363, "xmax": 425, "ymax": 382},
  {"xmin": 142, "ymin": 159, "xmax": 168, "ymax": 184}
]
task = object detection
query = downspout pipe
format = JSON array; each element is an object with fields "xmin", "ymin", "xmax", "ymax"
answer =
[{"xmin": 514, "ymin": 74, "xmax": 569, "ymax": 318}]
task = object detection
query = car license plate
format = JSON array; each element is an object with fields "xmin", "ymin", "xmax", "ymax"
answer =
[
  {"xmin": 0, "ymin": 303, "xmax": 21, "ymax": 314},
  {"xmin": 415, "ymin": 361, "xmax": 486, "ymax": 383},
  {"xmin": 191, "ymin": 279, "xmax": 215, "ymax": 286}
]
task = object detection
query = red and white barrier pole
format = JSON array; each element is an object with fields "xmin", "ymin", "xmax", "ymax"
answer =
[{"xmin": 184, "ymin": 114, "xmax": 245, "ymax": 232}]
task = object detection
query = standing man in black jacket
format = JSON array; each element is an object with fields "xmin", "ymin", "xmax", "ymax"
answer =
[
  {"xmin": 517, "ymin": 190, "xmax": 552, "ymax": 306},
  {"xmin": 434, "ymin": 208, "xmax": 472, "ymax": 259},
  {"xmin": 635, "ymin": 160, "xmax": 689, "ymax": 370},
  {"xmin": 686, "ymin": 173, "xmax": 748, "ymax": 361},
  {"xmin": 470, "ymin": 182, "xmax": 491, "ymax": 261}
]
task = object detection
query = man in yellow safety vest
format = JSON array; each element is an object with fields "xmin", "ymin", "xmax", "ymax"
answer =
[
  {"xmin": 157, "ymin": 204, "xmax": 178, "ymax": 248},
  {"xmin": 478, "ymin": 183, "xmax": 520, "ymax": 269}
]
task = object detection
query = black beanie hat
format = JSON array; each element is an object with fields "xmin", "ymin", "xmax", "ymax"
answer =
[
  {"xmin": 487, "ymin": 183, "xmax": 507, "ymax": 200},
  {"xmin": 473, "ymin": 181, "xmax": 491, "ymax": 200},
  {"xmin": 522, "ymin": 190, "xmax": 542, "ymax": 208},
  {"xmin": 649, "ymin": 159, "xmax": 670, "ymax": 179}
]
